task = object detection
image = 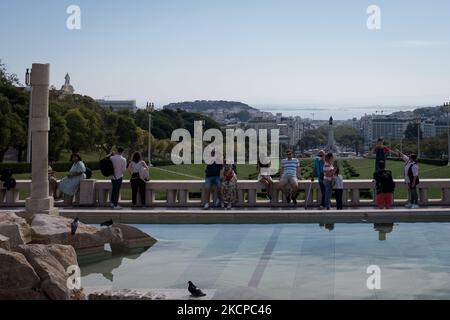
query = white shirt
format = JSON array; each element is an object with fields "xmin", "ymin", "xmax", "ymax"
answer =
[
  {"xmin": 402, "ymin": 155, "xmax": 419, "ymax": 184},
  {"xmin": 110, "ymin": 154, "xmax": 127, "ymax": 179},
  {"xmin": 333, "ymin": 175, "xmax": 344, "ymax": 189}
]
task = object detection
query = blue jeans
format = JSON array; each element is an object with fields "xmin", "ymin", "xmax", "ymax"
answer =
[
  {"xmin": 204, "ymin": 176, "xmax": 221, "ymax": 189},
  {"xmin": 409, "ymin": 186, "xmax": 418, "ymax": 205},
  {"xmin": 318, "ymin": 180, "xmax": 326, "ymax": 207},
  {"xmin": 324, "ymin": 180, "xmax": 333, "ymax": 209},
  {"xmin": 111, "ymin": 178, "xmax": 123, "ymax": 206}
]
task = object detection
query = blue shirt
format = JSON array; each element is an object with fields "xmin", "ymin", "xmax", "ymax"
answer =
[
  {"xmin": 282, "ymin": 158, "xmax": 299, "ymax": 178},
  {"xmin": 313, "ymin": 157, "xmax": 324, "ymax": 180}
]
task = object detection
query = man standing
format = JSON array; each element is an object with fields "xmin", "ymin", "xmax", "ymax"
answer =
[
  {"xmin": 312, "ymin": 150, "xmax": 325, "ymax": 209},
  {"xmin": 396, "ymin": 150, "xmax": 420, "ymax": 209},
  {"xmin": 110, "ymin": 147, "xmax": 127, "ymax": 209},
  {"xmin": 203, "ymin": 150, "xmax": 223, "ymax": 210},
  {"xmin": 368, "ymin": 138, "xmax": 392, "ymax": 172},
  {"xmin": 279, "ymin": 149, "xmax": 300, "ymax": 205}
]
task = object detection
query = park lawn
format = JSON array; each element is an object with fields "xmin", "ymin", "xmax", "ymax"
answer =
[{"xmin": 13, "ymin": 159, "xmax": 450, "ymax": 202}]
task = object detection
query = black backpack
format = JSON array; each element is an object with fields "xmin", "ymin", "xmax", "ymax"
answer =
[
  {"xmin": 1, "ymin": 169, "xmax": 16, "ymax": 191},
  {"xmin": 85, "ymin": 167, "xmax": 93, "ymax": 179},
  {"xmin": 407, "ymin": 163, "xmax": 420, "ymax": 187},
  {"xmin": 376, "ymin": 170, "xmax": 395, "ymax": 193},
  {"xmin": 99, "ymin": 156, "xmax": 114, "ymax": 177}
]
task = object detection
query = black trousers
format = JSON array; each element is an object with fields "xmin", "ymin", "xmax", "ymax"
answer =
[
  {"xmin": 131, "ymin": 174, "xmax": 146, "ymax": 205},
  {"xmin": 111, "ymin": 178, "xmax": 123, "ymax": 206},
  {"xmin": 335, "ymin": 189, "xmax": 343, "ymax": 210},
  {"xmin": 319, "ymin": 180, "xmax": 326, "ymax": 207}
]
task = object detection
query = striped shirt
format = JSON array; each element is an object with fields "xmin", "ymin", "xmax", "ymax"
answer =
[
  {"xmin": 282, "ymin": 158, "xmax": 299, "ymax": 178},
  {"xmin": 324, "ymin": 162, "xmax": 335, "ymax": 181}
]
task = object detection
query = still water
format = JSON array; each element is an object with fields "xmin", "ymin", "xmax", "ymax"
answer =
[{"xmin": 80, "ymin": 223, "xmax": 450, "ymax": 299}]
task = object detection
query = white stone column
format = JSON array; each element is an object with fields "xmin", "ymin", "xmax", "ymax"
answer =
[{"xmin": 25, "ymin": 63, "xmax": 59, "ymax": 216}]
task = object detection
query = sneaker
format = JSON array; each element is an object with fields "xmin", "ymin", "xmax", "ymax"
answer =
[
  {"xmin": 286, "ymin": 193, "xmax": 291, "ymax": 204},
  {"xmin": 203, "ymin": 203, "xmax": 209, "ymax": 210},
  {"xmin": 215, "ymin": 199, "xmax": 221, "ymax": 207},
  {"xmin": 110, "ymin": 204, "xmax": 115, "ymax": 208},
  {"xmin": 113, "ymin": 206, "xmax": 123, "ymax": 210},
  {"xmin": 405, "ymin": 203, "xmax": 412, "ymax": 209},
  {"xmin": 227, "ymin": 203, "xmax": 232, "ymax": 210},
  {"xmin": 221, "ymin": 202, "xmax": 225, "ymax": 209},
  {"xmin": 266, "ymin": 194, "xmax": 272, "ymax": 201},
  {"xmin": 411, "ymin": 204, "xmax": 420, "ymax": 209}
]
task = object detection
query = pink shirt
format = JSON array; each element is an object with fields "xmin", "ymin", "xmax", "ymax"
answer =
[{"xmin": 324, "ymin": 162, "xmax": 335, "ymax": 181}]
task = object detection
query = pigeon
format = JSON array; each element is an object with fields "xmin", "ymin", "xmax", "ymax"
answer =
[
  {"xmin": 70, "ymin": 218, "xmax": 79, "ymax": 235},
  {"xmin": 100, "ymin": 219, "xmax": 113, "ymax": 227},
  {"xmin": 188, "ymin": 281, "xmax": 206, "ymax": 297}
]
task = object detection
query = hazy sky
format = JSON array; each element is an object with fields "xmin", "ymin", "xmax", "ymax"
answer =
[{"xmin": 1, "ymin": 0, "xmax": 449, "ymax": 119}]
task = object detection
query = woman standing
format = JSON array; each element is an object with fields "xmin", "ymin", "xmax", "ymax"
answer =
[
  {"xmin": 221, "ymin": 162, "xmax": 238, "ymax": 210},
  {"xmin": 59, "ymin": 154, "xmax": 86, "ymax": 206},
  {"xmin": 128, "ymin": 151, "xmax": 149, "ymax": 207},
  {"xmin": 323, "ymin": 153, "xmax": 335, "ymax": 210}
]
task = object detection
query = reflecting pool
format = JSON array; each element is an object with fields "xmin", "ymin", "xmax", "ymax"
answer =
[{"xmin": 80, "ymin": 223, "xmax": 450, "ymax": 299}]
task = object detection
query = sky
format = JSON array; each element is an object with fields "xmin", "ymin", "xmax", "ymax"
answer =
[{"xmin": 1, "ymin": 0, "xmax": 449, "ymax": 119}]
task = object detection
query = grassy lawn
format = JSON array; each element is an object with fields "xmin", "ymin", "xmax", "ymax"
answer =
[{"xmin": 12, "ymin": 159, "xmax": 450, "ymax": 202}]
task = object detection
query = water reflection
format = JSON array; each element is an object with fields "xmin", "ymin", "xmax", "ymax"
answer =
[
  {"xmin": 319, "ymin": 223, "xmax": 335, "ymax": 232},
  {"xmin": 79, "ymin": 247, "xmax": 150, "ymax": 282},
  {"xmin": 374, "ymin": 223, "xmax": 394, "ymax": 241}
]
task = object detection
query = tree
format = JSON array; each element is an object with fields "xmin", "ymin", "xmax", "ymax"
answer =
[
  {"xmin": 49, "ymin": 107, "xmax": 68, "ymax": 160},
  {"xmin": 65, "ymin": 108, "xmax": 90, "ymax": 153},
  {"xmin": 404, "ymin": 121, "xmax": 423, "ymax": 141},
  {"xmin": 335, "ymin": 126, "xmax": 364, "ymax": 155},
  {"xmin": 297, "ymin": 129, "xmax": 326, "ymax": 152}
]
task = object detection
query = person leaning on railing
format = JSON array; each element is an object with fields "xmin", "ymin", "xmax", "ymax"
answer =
[{"xmin": 128, "ymin": 151, "xmax": 149, "ymax": 208}]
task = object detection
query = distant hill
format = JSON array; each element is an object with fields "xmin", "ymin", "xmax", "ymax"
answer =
[
  {"xmin": 390, "ymin": 105, "xmax": 442, "ymax": 119},
  {"xmin": 163, "ymin": 100, "xmax": 258, "ymax": 112}
]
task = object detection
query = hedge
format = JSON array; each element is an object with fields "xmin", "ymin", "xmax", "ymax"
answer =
[
  {"xmin": 366, "ymin": 156, "xmax": 448, "ymax": 166},
  {"xmin": 0, "ymin": 161, "xmax": 101, "ymax": 174}
]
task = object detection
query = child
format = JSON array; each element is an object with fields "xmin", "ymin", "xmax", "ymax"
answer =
[
  {"xmin": 333, "ymin": 167, "xmax": 344, "ymax": 210},
  {"xmin": 221, "ymin": 162, "xmax": 237, "ymax": 210},
  {"xmin": 373, "ymin": 160, "xmax": 395, "ymax": 209},
  {"xmin": 396, "ymin": 150, "xmax": 419, "ymax": 209}
]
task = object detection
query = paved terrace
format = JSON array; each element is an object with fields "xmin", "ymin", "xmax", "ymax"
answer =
[{"xmin": 2, "ymin": 179, "xmax": 450, "ymax": 223}]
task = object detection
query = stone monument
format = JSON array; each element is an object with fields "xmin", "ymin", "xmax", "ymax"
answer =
[
  {"xmin": 325, "ymin": 116, "xmax": 338, "ymax": 153},
  {"xmin": 60, "ymin": 73, "xmax": 74, "ymax": 96},
  {"xmin": 25, "ymin": 63, "xmax": 59, "ymax": 216}
]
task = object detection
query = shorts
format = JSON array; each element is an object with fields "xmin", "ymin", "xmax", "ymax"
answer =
[
  {"xmin": 205, "ymin": 176, "xmax": 221, "ymax": 189},
  {"xmin": 279, "ymin": 176, "xmax": 298, "ymax": 188},
  {"xmin": 376, "ymin": 193, "xmax": 393, "ymax": 208}
]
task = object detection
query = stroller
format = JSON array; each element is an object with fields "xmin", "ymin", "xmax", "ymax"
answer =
[{"xmin": 0, "ymin": 168, "xmax": 17, "ymax": 191}]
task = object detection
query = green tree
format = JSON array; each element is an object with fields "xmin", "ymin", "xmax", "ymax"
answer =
[
  {"xmin": 335, "ymin": 126, "xmax": 364, "ymax": 155},
  {"xmin": 404, "ymin": 121, "xmax": 423, "ymax": 141},
  {"xmin": 65, "ymin": 108, "xmax": 90, "ymax": 153}
]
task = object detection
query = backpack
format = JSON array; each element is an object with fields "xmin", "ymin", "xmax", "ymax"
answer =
[
  {"xmin": 1, "ymin": 169, "xmax": 16, "ymax": 191},
  {"xmin": 85, "ymin": 167, "xmax": 93, "ymax": 179},
  {"xmin": 376, "ymin": 170, "xmax": 395, "ymax": 193},
  {"xmin": 99, "ymin": 156, "xmax": 114, "ymax": 177},
  {"xmin": 407, "ymin": 163, "xmax": 420, "ymax": 187}
]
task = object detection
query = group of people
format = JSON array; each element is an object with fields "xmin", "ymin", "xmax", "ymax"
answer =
[
  {"xmin": 50, "ymin": 148, "xmax": 150, "ymax": 208},
  {"xmin": 202, "ymin": 149, "xmax": 344, "ymax": 210},
  {"xmin": 48, "ymin": 138, "xmax": 420, "ymax": 210},
  {"xmin": 371, "ymin": 138, "xmax": 420, "ymax": 209},
  {"xmin": 202, "ymin": 138, "xmax": 421, "ymax": 210}
]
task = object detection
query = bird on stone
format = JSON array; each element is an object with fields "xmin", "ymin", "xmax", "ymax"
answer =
[
  {"xmin": 100, "ymin": 219, "xmax": 113, "ymax": 227},
  {"xmin": 71, "ymin": 217, "xmax": 79, "ymax": 235},
  {"xmin": 188, "ymin": 281, "xmax": 206, "ymax": 297}
]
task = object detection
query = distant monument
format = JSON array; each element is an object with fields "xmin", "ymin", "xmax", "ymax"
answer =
[
  {"xmin": 325, "ymin": 116, "xmax": 338, "ymax": 153},
  {"xmin": 60, "ymin": 73, "xmax": 74, "ymax": 96}
]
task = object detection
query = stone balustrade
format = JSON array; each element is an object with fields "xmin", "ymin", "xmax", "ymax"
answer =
[{"xmin": 2, "ymin": 179, "xmax": 450, "ymax": 207}]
